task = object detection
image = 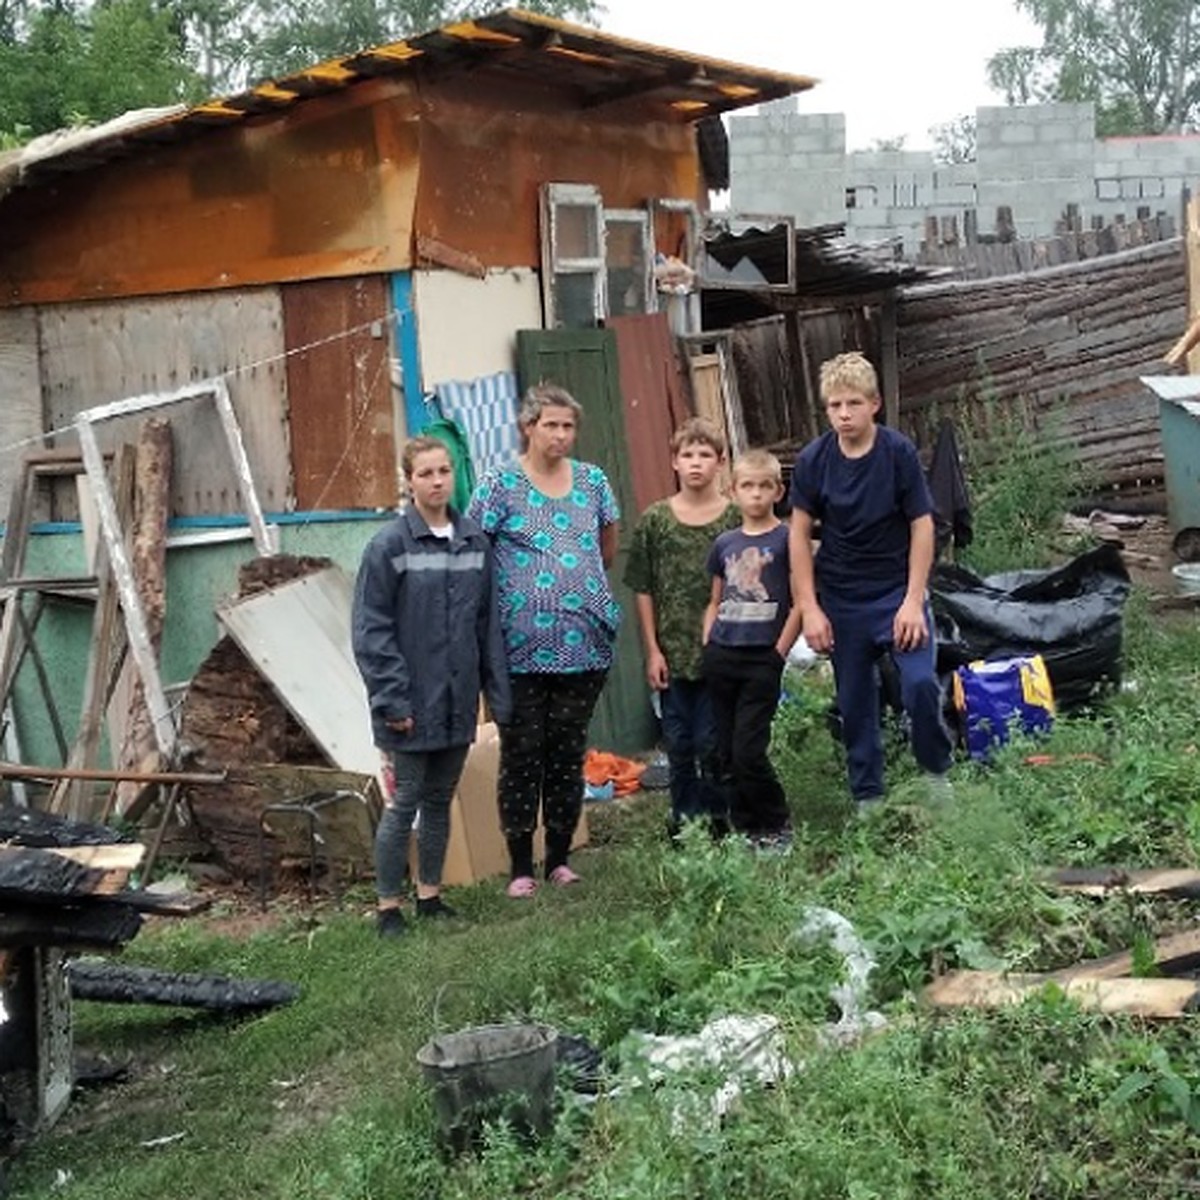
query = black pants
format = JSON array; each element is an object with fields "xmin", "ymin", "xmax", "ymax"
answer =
[
  {"xmin": 498, "ymin": 671, "xmax": 607, "ymax": 876},
  {"xmin": 703, "ymin": 642, "xmax": 790, "ymax": 836}
]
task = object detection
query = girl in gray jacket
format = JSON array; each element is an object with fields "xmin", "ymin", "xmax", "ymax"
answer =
[{"xmin": 353, "ymin": 436, "xmax": 512, "ymax": 938}]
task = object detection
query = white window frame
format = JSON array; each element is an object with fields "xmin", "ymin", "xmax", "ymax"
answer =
[
  {"xmin": 539, "ymin": 183, "xmax": 607, "ymax": 329},
  {"xmin": 602, "ymin": 207, "xmax": 655, "ymax": 317}
]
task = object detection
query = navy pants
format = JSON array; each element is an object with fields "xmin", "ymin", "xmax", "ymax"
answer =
[
  {"xmin": 659, "ymin": 677, "xmax": 726, "ymax": 824},
  {"xmin": 703, "ymin": 642, "xmax": 790, "ymax": 835},
  {"xmin": 824, "ymin": 587, "xmax": 953, "ymax": 801}
]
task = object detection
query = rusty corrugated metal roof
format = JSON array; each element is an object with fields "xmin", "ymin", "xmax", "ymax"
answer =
[{"xmin": 0, "ymin": 9, "xmax": 816, "ymax": 200}]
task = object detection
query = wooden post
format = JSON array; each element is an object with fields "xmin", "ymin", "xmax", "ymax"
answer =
[
  {"xmin": 1186, "ymin": 194, "xmax": 1200, "ymax": 375},
  {"xmin": 880, "ymin": 291, "xmax": 900, "ymax": 428},
  {"xmin": 112, "ymin": 419, "xmax": 173, "ymax": 816}
]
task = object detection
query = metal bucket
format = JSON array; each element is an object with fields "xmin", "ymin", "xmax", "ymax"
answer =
[
  {"xmin": 1172, "ymin": 563, "xmax": 1200, "ymax": 596},
  {"xmin": 416, "ymin": 1022, "xmax": 558, "ymax": 1151}
]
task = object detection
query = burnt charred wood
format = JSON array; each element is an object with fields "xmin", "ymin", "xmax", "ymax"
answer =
[
  {"xmin": 0, "ymin": 847, "xmax": 107, "ymax": 902},
  {"xmin": 67, "ymin": 961, "xmax": 300, "ymax": 1012},
  {"xmin": 99, "ymin": 888, "xmax": 211, "ymax": 917},
  {"xmin": 0, "ymin": 805, "xmax": 130, "ymax": 849},
  {"xmin": 0, "ymin": 904, "xmax": 141, "ymax": 949}
]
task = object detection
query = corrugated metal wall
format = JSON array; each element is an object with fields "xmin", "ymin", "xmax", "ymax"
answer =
[{"xmin": 897, "ymin": 239, "xmax": 1185, "ymax": 495}]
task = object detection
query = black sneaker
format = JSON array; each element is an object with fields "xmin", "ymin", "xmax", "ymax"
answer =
[
  {"xmin": 376, "ymin": 908, "xmax": 406, "ymax": 939},
  {"xmin": 415, "ymin": 896, "xmax": 457, "ymax": 920}
]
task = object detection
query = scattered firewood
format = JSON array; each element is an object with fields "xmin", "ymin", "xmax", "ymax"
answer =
[{"xmin": 68, "ymin": 960, "xmax": 299, "ymax": 1012}]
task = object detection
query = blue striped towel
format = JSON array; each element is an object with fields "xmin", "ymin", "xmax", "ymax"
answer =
[{"xmin": 433, "ymin": 372, "xmax": 521, "ymax": 481}]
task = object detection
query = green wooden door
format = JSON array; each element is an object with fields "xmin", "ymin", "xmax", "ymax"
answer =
[{"xmin": 517, "ymin": 329, "xmax": 657, "ymax": 755}]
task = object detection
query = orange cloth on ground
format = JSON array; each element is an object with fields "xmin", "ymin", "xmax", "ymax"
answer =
[{"xmin": 584, "ymin": 749, "xmax": 646, "ymax": 796}]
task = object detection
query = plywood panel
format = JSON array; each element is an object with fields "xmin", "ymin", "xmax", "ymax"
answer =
[
  {"xmin": 282, "ymin": 275, "xmax": 397, "ymax": 510},
  {"xmin": 0, "ymin": 307, "xmax": 45, "ymax": 526},
  {"xmin": 38, "ymin": 290, "xmax": 292, "ymax": 517},
  {"xmin": 414, "ymin": 268, "xmax": 542, "ymax": 387}
]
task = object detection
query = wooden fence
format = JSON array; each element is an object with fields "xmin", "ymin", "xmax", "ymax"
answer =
[{"xmin": 896, "ymin": 238, "xmax": 1186, "ymax": 499}]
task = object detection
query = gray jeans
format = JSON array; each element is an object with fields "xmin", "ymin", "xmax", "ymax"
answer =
[{"xmin": 374, "ymin": 745, "xmax": 469, "ymax": 899}]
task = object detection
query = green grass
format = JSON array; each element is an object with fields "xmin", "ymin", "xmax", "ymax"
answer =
[{"xmin": 12, "ymin": 605, "xmax": 1200, "ymax": 1198}]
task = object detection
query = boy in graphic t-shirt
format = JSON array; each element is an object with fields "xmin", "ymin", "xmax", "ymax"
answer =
[{"xmin": 702, "ymin": 449, "xmax": 803, "ymax": 849}]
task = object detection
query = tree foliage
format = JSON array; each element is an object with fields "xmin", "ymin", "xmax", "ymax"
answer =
[
  {"xmin": 987, "ymin": 0, "xmax": 1200, "ymax": 135},
  {"xmin": 0, "ymin": 0, "xmax": 599, "ymax": 141},
  {"xmin": 930, "ymin": 113, "xmax": 976, "ymax": 164}
]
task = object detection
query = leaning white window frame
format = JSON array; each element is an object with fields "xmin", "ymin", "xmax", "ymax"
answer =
[
  {"xmin": 602, "ymin": 208, "xmax": 655, "ymax": 317},
  {"xmin": 539, "ymin": 183, "xmax": 607, "ymax": 329},
  {"xmin": 75, "ymin": 379, "xmax": 272, "ymax": 760},
  {"xmin": 651, "ymin": 198, "xmax": 702, "ymax": 334},
  {"xmin": 696, "ymin": 213, "xmax": 797, "ymax": 292}
]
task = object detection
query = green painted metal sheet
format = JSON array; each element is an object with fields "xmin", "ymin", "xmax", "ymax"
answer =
[{"xmin": 517, "ymin": 328, "xmax": 656, "ymax": 755}]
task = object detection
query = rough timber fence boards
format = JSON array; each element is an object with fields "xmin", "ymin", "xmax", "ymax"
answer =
[{"xmin": 896, "ymin": 238, "xmax": 1186, "ymax": 500}]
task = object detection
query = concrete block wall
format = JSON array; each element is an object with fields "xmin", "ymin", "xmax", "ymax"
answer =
[{"xmin": 728, "ymin": 101, "xmax": 1200, "ymax": 254}]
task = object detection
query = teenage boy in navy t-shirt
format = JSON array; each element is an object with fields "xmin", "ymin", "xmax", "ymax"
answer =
[
  {"xmin": 702, "ymin": 449, "xmax": 803, "ymax": 847},
  {"xmin": 788, "ymin": 352, "xmax": 952, "ymax": 814}
]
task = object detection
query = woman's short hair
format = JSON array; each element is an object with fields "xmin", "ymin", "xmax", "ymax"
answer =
[
  {"xmin": 399, "ymin": 435, "xmax": 449, "ymax": 479},
  {"xmin": 671, "ymin": 416, "xmax": 727, "ymax": 458},
  {"xmin": 819, "ymin": 352, "xmax": 880, "ymax": 401},
  {"xmin": 518, "ymin": 383, "xmax": 584, "ymax": 430}
]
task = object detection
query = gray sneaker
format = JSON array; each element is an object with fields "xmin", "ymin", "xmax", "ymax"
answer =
[
  {"xmin": 925, "ymin": 774, "xmax": 954, "ymax": 805},
  {"xmin": 855, "ymin": 796, "xmax": 884, "ymax": 819}
]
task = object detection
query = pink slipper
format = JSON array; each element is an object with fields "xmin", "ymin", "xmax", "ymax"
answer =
[
  {"xmin": 547, "ymin": 865, "xmax": 581, "ymax": 887},
  {"xmin": 506, "ymin": 875, "xmax": 538, "ymax": 899}
]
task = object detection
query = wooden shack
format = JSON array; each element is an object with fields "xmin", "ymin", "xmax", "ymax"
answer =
[{"xmin": 0, "ymin": 10, "xmax": 816, "ymax": 755}]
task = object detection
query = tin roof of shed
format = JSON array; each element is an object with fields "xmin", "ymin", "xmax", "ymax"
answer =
[{"xmin": 0, "ymin": 9, "xmax": 817, "ymax": 199}]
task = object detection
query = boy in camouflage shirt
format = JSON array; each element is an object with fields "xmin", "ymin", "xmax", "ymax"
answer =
[{"xmin": 625, "ymin": 419, "xmax": 740, "ymax": 837}]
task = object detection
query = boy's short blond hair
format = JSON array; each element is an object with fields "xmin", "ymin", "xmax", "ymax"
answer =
[
  {"xmin": 819, "ymin": 352, "xmax": 880, "ymax": 401},
  {"xmin": 670, "ymin": 416, "xmax": 726, "ymax": 458},
  {"xmin": 731, "ymin": 448, "xmax": 782, "ymax": 486}
]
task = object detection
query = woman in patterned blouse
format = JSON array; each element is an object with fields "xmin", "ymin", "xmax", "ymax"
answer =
[{"xmin": 468, "ymin": 384, "xmax": 620, "ymax": 898}]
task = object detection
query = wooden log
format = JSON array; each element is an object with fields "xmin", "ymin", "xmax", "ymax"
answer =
[
  {"xmin": 925, "ymin": 970, "xmax": 1200, "ymax": 1017},
  {"xmin": 112, "ymin": 418, "xmax": 173, "ymax": 817},
  {"xmin": 67, "ymin": 961, "xmax": 300, "ymax": 1011},
  {"xmin": 0, "ymin": 902, "xmax": 141, "ymax": 949}
]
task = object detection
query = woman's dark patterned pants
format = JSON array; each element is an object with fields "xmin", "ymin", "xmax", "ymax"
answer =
[{"xmin": 498, "ymin": 670, "xmax": 607, "ymax": 874}]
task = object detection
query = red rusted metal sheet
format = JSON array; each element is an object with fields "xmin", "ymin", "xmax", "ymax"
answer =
[
  {"xmin": 282, "ymin": 275, "xmax": 397, "ymax": 510},
  {"xmin": 607, "ymin": 313, "xmax": 691, "ymax": 511}
]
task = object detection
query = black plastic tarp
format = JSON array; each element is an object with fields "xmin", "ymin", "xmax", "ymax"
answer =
[{"xmin": 932, "ymin": 543, "xmax": 1131, "ymax": 712}]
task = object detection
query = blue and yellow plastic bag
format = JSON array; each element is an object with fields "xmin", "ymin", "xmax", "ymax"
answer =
[{"xmin": 952, "ymin": 654, "xmax": 1055, "ymax": 761}]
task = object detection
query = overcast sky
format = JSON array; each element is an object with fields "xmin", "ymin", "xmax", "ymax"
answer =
[{"xmin": 596, "ymin": 0, "xmax": 1044, "ymax": 149}]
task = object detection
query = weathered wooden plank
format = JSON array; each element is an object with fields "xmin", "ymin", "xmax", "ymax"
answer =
[
  {"xmin": 0, "ymin": 308, "xmax": 45, "ymax": 529},
  {"xmin": 1049, "ymin": 929, "xmax": 1200, "ymax": 984},
  {"xmin": 1046, "ymin": 867, "xmax": 1200, "ymax": 899},
  {"xmin": 925, "ymin": 971, "xmax": 1200, "ymax": 1018},
  {"xmin": 47, "ymin": 844, "xmax": 145, "ymax": 874},
  {"xmin": 37, "ymin": 290, "xmax": 292, "ymax": 516}
]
